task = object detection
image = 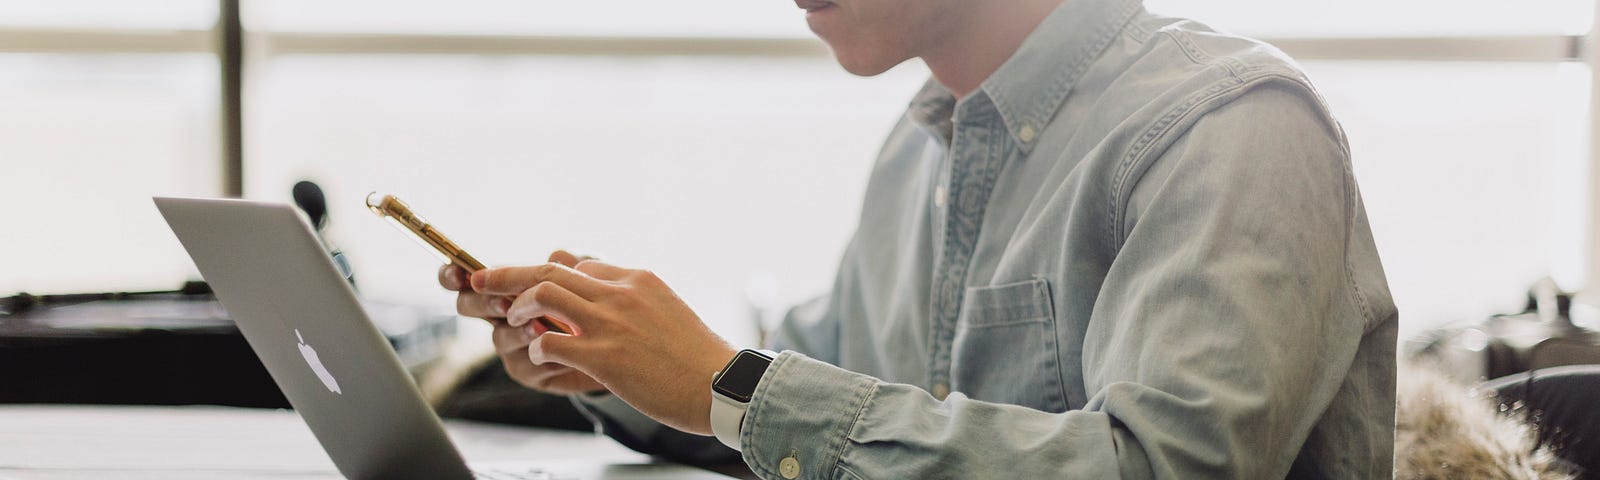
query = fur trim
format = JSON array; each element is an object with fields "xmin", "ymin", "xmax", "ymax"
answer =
[{"xmin": 1395, "ymin": 364, "xmax": 1575, "ymax": 479}]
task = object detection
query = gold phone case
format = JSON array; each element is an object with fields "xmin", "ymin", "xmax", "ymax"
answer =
[
  {"xmin": 366, "ymin": 192, "xmax": 570, "ymax": 334},
  {"xmin": 366, "ymin": 193, "xmax": 486, "ymax": 272}
]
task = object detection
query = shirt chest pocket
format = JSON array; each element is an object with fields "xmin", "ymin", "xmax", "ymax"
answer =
[{"xmin": 949, "ymin": 278, "xmax": 1068, "ymax": 412}]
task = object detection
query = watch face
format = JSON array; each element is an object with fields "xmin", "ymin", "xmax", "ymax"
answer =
[{"xmin": 713, "ymin": 350, "xmax": 771, "ymax": 403}]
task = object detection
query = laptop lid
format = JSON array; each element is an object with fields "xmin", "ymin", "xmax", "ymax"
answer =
[{"xmin": 155, "ymin": 196, "xmax": 473, "ymax": 480}]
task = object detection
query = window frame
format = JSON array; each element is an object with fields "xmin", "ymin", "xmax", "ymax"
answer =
[{"xmin": 3, "ymin": 0, "xmax": 1599, "ymax": 297}]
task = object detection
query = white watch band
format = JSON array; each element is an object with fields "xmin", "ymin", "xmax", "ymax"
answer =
[{"xmin": 710, "ymin": 373, "xmax": 748, "ymax": 451}]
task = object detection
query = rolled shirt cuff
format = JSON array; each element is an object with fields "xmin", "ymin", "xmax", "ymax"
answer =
[{"xmin": 740, "ymin": 351, "xmax": 878, "ymax": 479}]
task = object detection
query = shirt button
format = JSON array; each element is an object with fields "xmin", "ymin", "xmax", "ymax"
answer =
[
  {"xmin": 1018, "ymin": 125, "xmax": 1037, "ymax": 142},
  {"xmin": 934, "ymin": 186, "xmax": 948, "ymax": 208},
  {"xmin": 933, "ymin": 382, "xmax": 949, "ymax": 400},
  {"xmin": 779, "ymin": 455, "xmax": 802, "ymax": 479}
]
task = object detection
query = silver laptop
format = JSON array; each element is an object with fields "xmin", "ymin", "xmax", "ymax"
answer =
[{"xmin": 155, "ymin": 197, "xmax": 729, "ymax": 480}]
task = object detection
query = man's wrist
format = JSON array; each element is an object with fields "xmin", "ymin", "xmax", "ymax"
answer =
[{"xmin": 709, "ymin": 349, "xmax": 777, "ymax": 451}]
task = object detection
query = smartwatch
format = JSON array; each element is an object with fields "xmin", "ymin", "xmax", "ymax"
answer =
[{"xmin": 710, "ymin": 349, "xmax": 775, "ymax": 451}]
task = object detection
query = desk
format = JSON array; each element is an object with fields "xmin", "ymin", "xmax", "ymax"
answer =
[{"xmin": 0, "ymin": 405, "xmax": 713, "ymax": 479}]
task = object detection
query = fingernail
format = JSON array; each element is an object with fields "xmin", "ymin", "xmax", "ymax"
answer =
[
  {"xmin": 471, "ymin": 270, "xmax": 488, "ymax": 290},
  {"xmin": 493, "ymin": 298, "xmax": 510, "ymax": 316}
]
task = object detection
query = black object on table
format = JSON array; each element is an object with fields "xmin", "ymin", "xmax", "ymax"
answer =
[{"xmin": 0, "ymin": 289, "xmax": 454, "ymax": 408}]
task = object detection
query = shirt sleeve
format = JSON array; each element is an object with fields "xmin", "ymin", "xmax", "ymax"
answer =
[
  {"xmin": 568, "ymin": 291, "xmax": 846, "ymax": 465},
  {"xmin": 765, "ymin": 293, "xmax": 841, "ymax": 363},
  {"xmin": 736, "ymin": 83, "xmax": 1383, "ymax": 479}
]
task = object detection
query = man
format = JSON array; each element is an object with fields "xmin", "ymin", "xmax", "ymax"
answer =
[{"xmin": 440, "ymin": 0, "xmax": 1399, "ymax": 477}]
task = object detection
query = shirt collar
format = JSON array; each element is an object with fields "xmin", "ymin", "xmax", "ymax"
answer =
[
  {"xmin": 909, "ymin": 0, "xmax": 1144, "ymax": 152},
  {"xmin": 909, "ymin": 80, "xmax": 957, "ymax": 145}
]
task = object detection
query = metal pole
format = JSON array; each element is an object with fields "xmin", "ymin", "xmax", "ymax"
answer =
[
  {"xmin": 219, "ymin": 0, "xmax": 243, "ymax": 197},
  {"xmin": 1586, "ymin": 0, "xmax": 1600, "ymax": 299}
]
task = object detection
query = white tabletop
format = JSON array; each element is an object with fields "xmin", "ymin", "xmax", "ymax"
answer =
[{"xmin": 0, "ymin": 405, "xmax": 656, "ymax": 480}]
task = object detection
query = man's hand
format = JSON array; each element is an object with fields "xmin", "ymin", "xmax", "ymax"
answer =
[
  {"xmin": 472, "ymin": 260, "xmax": 738, "ymax": 435},
  {"xmin": 439, "ymin": 250, "xmax": 605, "ymax": 395}
]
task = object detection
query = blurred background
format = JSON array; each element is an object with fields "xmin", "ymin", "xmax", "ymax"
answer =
[{"xmin": 0, "ymin": 0, "xmax": 1595, "ymax": 347}]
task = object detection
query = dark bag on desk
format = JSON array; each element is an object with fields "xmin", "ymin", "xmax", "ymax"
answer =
[
  {"xmin": 1, "ymin": 293, "xmax": 454, "ymax": 408},
  {"xmin": 0, "ymin": 295, "xmax": 289, "ymax": 407}
]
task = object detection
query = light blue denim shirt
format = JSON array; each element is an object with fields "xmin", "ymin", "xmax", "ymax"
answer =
[{"xmin": 577, "ymin": 0, "xmax": 1398, "ymax": 477}]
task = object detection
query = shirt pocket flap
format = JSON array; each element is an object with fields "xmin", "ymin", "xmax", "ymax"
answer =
[
  {"xmin": 960, "ymin": 278, "xmax": 1054, "ymax": 328},
  {"xmin": 948, "ymin": 277, "xmax": 1067, "ymax": 411}
]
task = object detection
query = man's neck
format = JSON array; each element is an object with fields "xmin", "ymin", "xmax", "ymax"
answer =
[{"xmin": 922, "ymin": 0, "xmax": 1066, "ymax": 100}]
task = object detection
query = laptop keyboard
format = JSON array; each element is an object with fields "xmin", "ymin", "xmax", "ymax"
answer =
[{"xmin": 472, "ymin": 467, "xmax": 575, "ymax": 480}]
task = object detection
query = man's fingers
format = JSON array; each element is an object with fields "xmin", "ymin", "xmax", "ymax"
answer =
[
  {"xmin": 548, "ymin": 250, "xmax": 581, "ymax": 268},
  {"xmin": 472, "ymin": 263, "xmax": 612, "ymax": 298},
  {"xmin": 527, "ymin": 332, "xmax": 584, "ymax": 366},
  {"xmin": 457, "ymin": 291, "xmax": 511, "ymax": 320},
  {"xmin": 502, "ymin": 353, "xmax": 561, "ymax": 389},
  {"xmin": 506, "ymin": 282, "xmax": 599, "ymax": 330},
  {"xmin": 502, "ymin": 359, "xmax": 597, "ymax": 394},
  {"xmin": 492, "ymin": 322, "xmax": 537, "ymax": 356},
  {"xmin": 438, "ymin": 264, "xmax": 469, "ymax": 291},
  {"xmin": 573, "ymin": 259, "xmax": 629, "ymax": 281},
  {"xmin": 545, "ymin": 374, "xmax": 604, "ymax": 395},
  {"xmin": 523, "ymin": 363, "xmax": 578, "ymax": 385},
  {"xmin": 551, "ymin": 249, "xmax": 602, "ymax": 267}
]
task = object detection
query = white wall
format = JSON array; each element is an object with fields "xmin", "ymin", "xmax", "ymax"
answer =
[{"xmin": 244, "ymin": 55, "xmax": 928, "ymax": 343}]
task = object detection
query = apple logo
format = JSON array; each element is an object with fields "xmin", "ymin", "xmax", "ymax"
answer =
[{"xmin": 296, "ymin": 329, "xmax": 341, "ymax": 395}]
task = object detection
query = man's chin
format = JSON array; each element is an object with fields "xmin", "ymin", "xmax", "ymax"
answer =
[{"xmin": 830, "ymin": 50, "xmax": 908, "ymax": 78}]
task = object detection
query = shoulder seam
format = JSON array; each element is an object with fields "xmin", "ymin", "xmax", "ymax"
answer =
[
  {"xmin": 1158, "ymin": 27, "xmax": 1297, "ymax": 77},
  {"xmin": 1106, "ymin": 73, "xmax": 1380, "ymax": 328},
  {"xmin": 1107, "ymin": 73, "xmax": 1243, "ymax": 248},
  {"xmin": 1109, "ymin": 72, "xmax": 1321, "ymax": 246}
]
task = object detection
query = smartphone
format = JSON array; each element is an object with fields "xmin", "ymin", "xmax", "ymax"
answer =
[{"xmin": 366, "ymin": 192, "xmax": 571, "ymax": 334}]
